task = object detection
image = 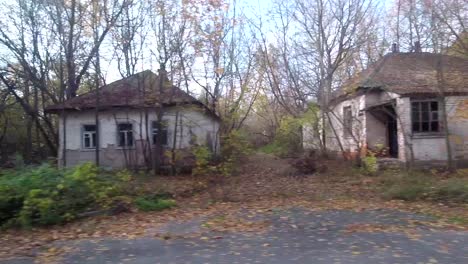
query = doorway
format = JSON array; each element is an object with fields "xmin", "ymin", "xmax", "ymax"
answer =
[
  {"xmin": 387, "ymin": 118, "xmax": 398, "ymax": 158},
  {"xmin": 384, "ymin": 106, "xmax": 398, "ymax": 158}
]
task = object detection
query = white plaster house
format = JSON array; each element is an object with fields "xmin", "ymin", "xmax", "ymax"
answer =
[
  {"xmin": 46, "ymin": 70, "xmax": 221, "ymax": 168},
  {"xmin": 303, "ymin": 52, "xmax": 468, "ymax": 168}
]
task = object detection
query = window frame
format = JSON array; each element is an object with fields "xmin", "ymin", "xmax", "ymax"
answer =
[
  {"xmin": 82, "ymin": 124, "xmax": 97, "ymax": 149},
  {"xmin": 117, "ymin": 123, "xmax": 134, "ymax": 148},
  {"xmin": 151, "ymin": 120, "xmax": 168, "ymax": 146},
  {"xmin": 410, "ymin": 99, "xmax": 442, "ymax": 135},
  {"xmin": 343, "ymin": 106, "xmax": 353, "ymax": 138}
]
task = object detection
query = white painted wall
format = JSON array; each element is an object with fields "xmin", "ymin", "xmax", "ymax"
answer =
[
  {"xmin": 303, "ymin": 91, "xmax": 468, "ymax": 166},
  {"xmin": 398, "ymin": 96, "xmax": 468, "ymax": 162},
  {"xmin": 326, "ymin": 95, "xmax": 366, "ymax": 154},
  {"xmin": 58, "ymin": 105, "xmax": 220, "ymax": 167},
  {"xmin": 302, "ymin": 95, "xmax": 366, "ymax": 155}
]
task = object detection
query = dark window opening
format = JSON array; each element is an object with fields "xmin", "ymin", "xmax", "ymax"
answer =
[
  {"xmin": 152, "ymin": 121, "xmax": 168, "ymax": 146},
  {"xmin": 118, "ymin": 123, "xmax": 133, "ymax": 147},
  {"xmin": 343, "ymin": 106, "xmax": 353, "ymax": 137},
  {"xmin": 411, "ymin": 100, "xmax": 440, "ymax": 133},
  {"xmin": 83, "ymin": 124, "xmax": 96, "ymax": 148}
]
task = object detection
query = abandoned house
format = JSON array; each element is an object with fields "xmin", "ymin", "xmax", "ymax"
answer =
[
  {"xmin": 303, "ymin": 51, "xmax": 468, "ymax": 168},
  {"xmin": 45, "ymin": 70, "xmax": 220, "ymax": 168}
]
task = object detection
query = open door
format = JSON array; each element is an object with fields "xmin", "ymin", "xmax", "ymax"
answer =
[
  {"xmin": 365, "ymin": 101, "xmax": 399, "ymax": 158},
  {"xmin": 387, "ymin": 117, "xmax": 398, "ymax": 158}
]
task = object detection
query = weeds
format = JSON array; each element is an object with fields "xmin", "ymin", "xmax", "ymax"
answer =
[
  {"xmin": 134, "ymin": 194, "xmax": 176, "ymax": 212},
  {"xmin": 380, "ymin": 170, "xmax": 468, "ymax": 203}
]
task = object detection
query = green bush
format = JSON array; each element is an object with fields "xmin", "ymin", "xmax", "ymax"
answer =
[
  {"xmin": 192, "ymin": 130, "xmax": 251, "ymax": 177},
  {"xmin": 270, "ymin": 116, "xmax": 303, "ymax": 157},
  {"xmin": 0, "ymin": 163, "xmax": 131, "ymax": 228},
  {"xmin": 260, "ymin": 105, "xmax": 319, "ymax": 157},
  {"xmin": 134, "ymin": 195, "xmax": 176, "ymax": 212},
  {"xmin": 219, "ymin": 130, "xmax": 251, "ymax": 175},
  {"xmin": 361, "ymin": 153, "xmax": 378, "ymax": 175},
  {"xmin": 192, "ymin": 145, "xmax": 214, "ymax": 176},
  {"xmin": 258, "ymin": 142, "xmax": 284, "ymax": 155}
]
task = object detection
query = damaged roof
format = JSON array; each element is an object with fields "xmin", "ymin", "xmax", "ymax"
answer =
[
  {"xmin": 333, "ymin": 52, "xmax": 468, "ymax": 103},
  {"xmin": 45, "ymin": 70, "xmax": 218, "ymax": 118}
]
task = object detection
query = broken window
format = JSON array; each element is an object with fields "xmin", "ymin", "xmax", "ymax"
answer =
[
  {"xmin": 82, "ymin": 124, "xmax": 96, "ymax": 149},
  {"xmin": 152, "ymin": 121, "xmax": 168, "ymax": 146},
  {"xmin": 343, "ymin": 106, "xmax": 353, "ymax": 137},
  {"xmin": 411, "ymin": 100, "xmax": 440, "ymax": 133},
  {"xmin": 118, "ymin": 123, "xmax": 134, "ymax": 147}
]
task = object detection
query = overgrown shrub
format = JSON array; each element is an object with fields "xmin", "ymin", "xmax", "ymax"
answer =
[
  {"xmin": 220, "ymin": 130, "xmax": 251, "ymax": 175},
  {"xmin": 291, "ymin": 150, "xmax": 328, "ymax": 175},
  {"xmin": 192, "ymin": 130, "xmax": 251, "ymax": 177},
  {"xmin": 259, "ymin": 105, "xmax": 319, "ymax": 157},
  {"xmin": 269, "ymin": 116, "xmax": 303, "ymax": 157},
  {"xmin": 361, "ymin": 152, "xmax": 378, "ymax": 175},
  {"xmin": 258, "ymin": 143, "xmax": 284, "ymax": 155},
  {"xmin": 0, "ymin": 163, "xmax": 131, "ymax": 228},
  {"xmin": 192, "ymin": 145, "xmax": 214, "ymax": 176}
]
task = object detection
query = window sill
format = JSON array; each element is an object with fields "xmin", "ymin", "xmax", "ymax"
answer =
[
  {"xmin": 116, "ymin": 146, "xmax": 136, "ymax": 150},
  {"xmin": 411, "ymin": 133, "xmax": 445, "ymax": 139},
  {"xmin": 81, "ymin": 148, "xmax": 97, "ymax": 152}
]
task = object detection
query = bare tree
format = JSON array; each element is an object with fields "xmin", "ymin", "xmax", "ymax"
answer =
[
  {"xmin": 0, "ymin": 0, "xmax": 129, "ymax": 159},
  {"xmin": 293, "ymin": 0, "xmax": 375, "ymax": 151}
]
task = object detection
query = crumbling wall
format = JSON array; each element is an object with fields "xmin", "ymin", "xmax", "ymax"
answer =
[
  {"xmin": 325, "ymin": 95, "xmax": 366, "ymax": 157},
  {"xmin": 58, "ymin": 105, "xmax": 220, "ymax": 168},
  {"xmin": 398, "ymin": 96, "xmax": 468, "ymax": 166}
]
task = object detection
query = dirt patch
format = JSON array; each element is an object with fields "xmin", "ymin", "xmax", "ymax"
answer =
[{"xmin": 188, "ymin": 153, "xmax": 375, "ymax": 203}]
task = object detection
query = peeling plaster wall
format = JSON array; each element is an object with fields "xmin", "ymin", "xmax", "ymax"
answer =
[
  {"xmin": 58, "ymin": 106, "xmax": 220, "ymax": 168},
  {"xmin": 398, "ymin": 96, "xmax": 468, "ymax": 165},
  {"xmin": 326, "ymin": 95, "xmax": 366, "ymax": 156},
  {"xmin": 447, "ymin": 96, "xmax": 468, "ymax": 163},
  {"xmin": 365, "ymin": 112, "xmax": 387, "ymax": 150},
  {"xmin": 303, "ymin": 92, "xmax": 468, "ymax": 166}
]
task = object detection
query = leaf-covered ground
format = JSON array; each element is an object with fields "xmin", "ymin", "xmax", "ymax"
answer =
[{"xmin": 1, "ymin": 153, "xmax": 467, "ymax": 263}]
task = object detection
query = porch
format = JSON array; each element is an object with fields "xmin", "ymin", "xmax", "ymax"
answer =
[{"xmin": 364, "ymin": 100, "xmax": 399, "ymax": 159}]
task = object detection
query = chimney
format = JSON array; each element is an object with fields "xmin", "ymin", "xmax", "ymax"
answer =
[
  {"xmin": 391, "ymin": 43, "xmax": 399, "ymax": 53},
  {"xmin": 414, "ymin": 41, "xmax": 422, "ymax": 52}
]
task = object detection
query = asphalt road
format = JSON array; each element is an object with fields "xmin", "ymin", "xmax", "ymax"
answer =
[{"xmin": 3, "ymin": 209, "xmax": 468, "ymax": 264}]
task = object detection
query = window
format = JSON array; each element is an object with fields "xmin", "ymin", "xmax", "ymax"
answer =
[
  {"xmin": 152, "ymin": 121, "xmax": 168, "ymax": 146},
  {"xmin": 118, "ymin": 123, "xmax": 133, "ymax": 147},
  {"xmin": 82, "ymin": 125, "xmax": 96, "ymax": 149},
  {"xmin": 411, "ymin": 100, "xmax": 440, "ymax": 133},
  {"xmin": 343, "ymin": 106, "xmax": 353, "ymax": 137}
]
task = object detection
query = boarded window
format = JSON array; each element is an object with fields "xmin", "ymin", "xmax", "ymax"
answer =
[
  {"xmin": 152, "ymin": 121, "xmax": 168, "ymax": 146},
  {"xmin": 82, "ymin": 124, "xmax": 96, "ymax": 149},
  {"xmin": 411, "ymin": 101, "xmax": 440, "ymax": 133},
  {"xmin": 118, "ymin": 123, "xmax": 133, "ymax": 147},
  {"xmin": 343, "ymin": 106, "xmax": 353, "ymax": 137}
]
